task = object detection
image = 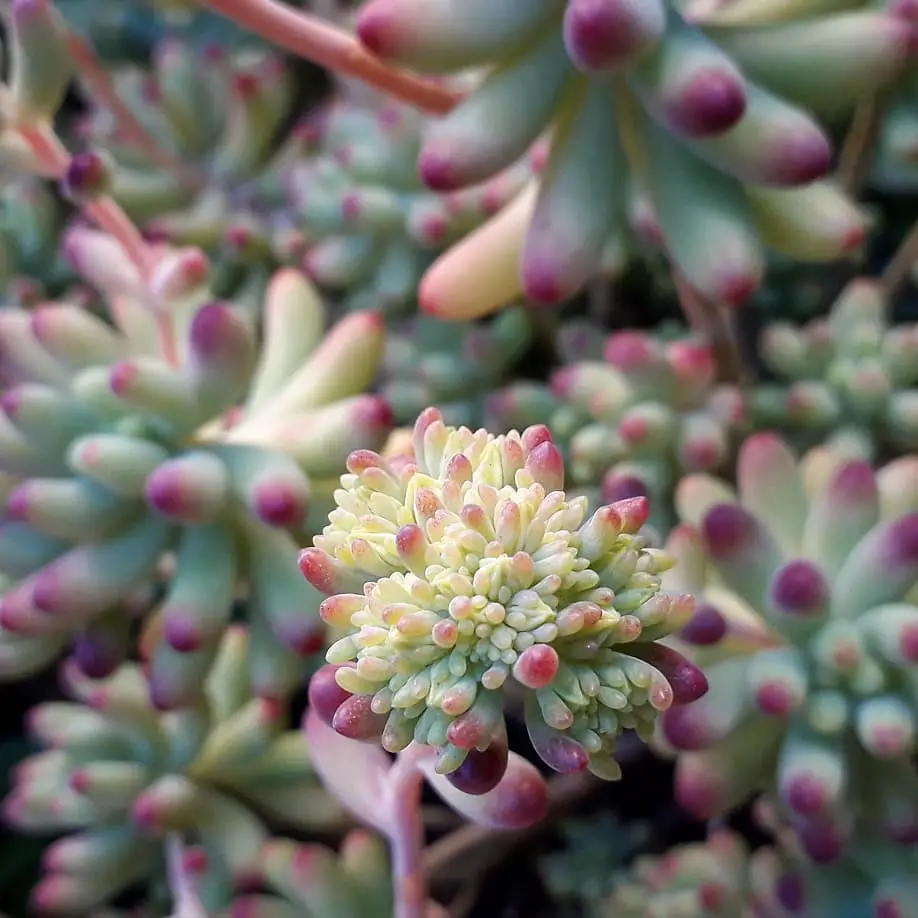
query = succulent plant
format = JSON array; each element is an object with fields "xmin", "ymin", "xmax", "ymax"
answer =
[
  {"xmin": 75, "ymin": 39, "xmax": 316, "ymax": 300},
  {"xmin": 285, "ymin": 88, "xmax": 535, "ymax": 315},
  {"xmin": 299, "ymin": 406, "xmax": 706, "ymax": 786},
  {"xmin": 0, "ymin": 231, "xmax": 391, "ymax": 704},
  {"xmin": 747, "ymin": 256, "xmax": 849, "ymax": 324},
  {"xmin": 488, "ymin": 329, "xmax": 746, "ymax": 538},
  {"xmin": 350, "ymin": 0, "xmax": 909, "ymax": 318},
  {"xmin": 223, "ymin": 829, "xmax": 395, "ymax": 918},
  {"xmin": 0, "ymin": 177, "xmax": 81, "ymax": 303},
  {"xmin": 3, "ymin": 626, "xmax": 343, "ymax": 915},
  {"xmin": 659, "ymin": 432, "xmax": 918, "ymax": 861},
  {"xmin": 592, "ymin": 817, "xmax": 918, "ymax": 918},
  {"xmin": 540, "ymin": 813, "xmax": 651, "ymax": 910},
  {"xmin": 751, "ymin": 278, "xmax": 918, "ymax": 459},
  {"xmin": 873, "ymin": 63, "xmax": 918, "ymax": 192},
  {"xmin": 57, "ymin": 0, "xmax": 275, "ymax": 62},
  {"xmin": 600, "ymin": 829, "xmax": 765, "ymax": 918},
  {"xmin": 380, "ymin": 307, "xmax": 534, "ymax": 429}
]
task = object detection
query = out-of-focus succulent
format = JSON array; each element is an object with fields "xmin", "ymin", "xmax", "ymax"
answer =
[
  {"xmin": 0, "ymin": 0, "xmax": 75, "ymax": 166},
  {"xmin": 873, "ymin": 63, "xmax": 918, "ymax": 192},
  {"xmin": 747, "ymin": 257, "xmax": 848, "ymax": 324},
  {"xmin": 351, "ymin": 1, "xmax": 907, "ymax": 317},
  {"xmin": 380, "ymin": 307, "xmax": 533, "ymax": 429},
  {"xmin": 758, "ymin": 815, "xmax": 918, "ymax": 918},
  {"xmin": 487, "ymin": 329, "xmax": 746, "ymax": 538},
  {"xmin": 0, "ymin": 178, "xmax": 80, "ymax": 304},
  {"xmin": 76, "ymin": 40, "xmax": 316, "ymax": 299},
  {"xmin": 540, "ymin": 813, "xmax": 650, "ymax": 911},
  {"xmin": 223, "ymin": 829, "xmax": 395, "ymax": 918},
  {"xmin": 0, "ymin": 231, "xmax": 390, "ymax": 704},
  {"xmin": 285, "ymin": 89, "xmax": 538, "ymax": 315},
  {"xmin": 659, "ymin": 433, "xmax": 918, "ymax": 861},
  {"xmin": 752, "ymin": 278, "xmax": 918, "ymax": 459},
  {"xmin": 601, "ymin": 829, "xmax": 766, "ymax": 918},
  {"xmin": 300, "ymin": 406, "xmax": 706, "ymax": 787},
  {"xmin": 4, "ymin": 627, "xmax": 343, "ymax": 915},
  {"xmin": 57, "ymin": 0, "xmax": 281, "ymax": 62},
  {"xmin": 594, "ymin": 819, "xmax": 918, "ymax": 918}
]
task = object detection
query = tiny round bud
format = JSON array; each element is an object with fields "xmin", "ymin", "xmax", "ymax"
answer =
[{"xmin": 61, "ymin": 150, "xmax": 113, "ymax": 203}]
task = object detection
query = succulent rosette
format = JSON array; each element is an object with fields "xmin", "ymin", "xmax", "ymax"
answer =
[
  {"xmin": 487, "ymin": 329, "xmax": 746, "ymax": 537},
  {"xmin": 752, "ymin": 278, "xmax": 918, "ymax": 459},
  {"xmin": 286, "ymin": 86, "xmax": 535, "ymax": 315},
  {"xmin": 659, "ymin": 432, "xmax": 918, "ymax": 861},
  {"xmin": 4, "ymin": 627, "xmax": 343, "ymax": 915},
  {"xmin": 224, "ymin": 829, "xmax": 397, "ymax": 918},
  {"xmin": 80, "ymin": 39, "xmax": 313, "ymax": 284},
  {"xmin": 604, "ymin": 829, "xmax": 766, "ymax": 918},
  {"xmin": 0, "ymin": 229, "xmax": 390, "ymax": 705},
  {"xmin": 350, "ymin": 0, "xmax": 911, "ymax": 318},
  {"xmin": 300, "ymin": 407, "xmax": 706, "ymax": 787},
  {"xmin": 595, "ymin": 817, "xmax": 918, "ymax": 918},
  {"xmin": 380, "ymin": 307, "xmax": 533, "ymax": 429}
]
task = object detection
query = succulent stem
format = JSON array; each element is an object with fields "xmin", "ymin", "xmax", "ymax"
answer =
[
  {"xmin": 197, "ymin": 0, "xmax": 462, "ymax": 114},
  {"xmin": 164, "ymin": 834, "xmax": 208, "ymax": 918},
  {"xmin": 837, "ymin": 96, "xmax": 887, "ymax": 197},
  {"xmin": 388, "ymin": 746, "xmax": 433, "ymax": 918}
]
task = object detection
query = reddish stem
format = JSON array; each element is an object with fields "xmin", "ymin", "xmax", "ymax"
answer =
[
  {"xmin": 387, "ymin": 746, "xmax": 431, "ymax": 918},
  {"xmin": 198, "ymin": 0, "xmax": 462, "ymax": 115},
  {"xmin": 66, "ymin": 32, "xmax": 203, "ymax": 187}
]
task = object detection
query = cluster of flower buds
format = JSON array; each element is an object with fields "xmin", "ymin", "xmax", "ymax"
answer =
[
  {"xmin": 380, "ymin": 307, "xmax": 533, "ymax": 429},
  {"xmin": 285, "ymin": 87, "xmax": 533, "ymax": 315},
  {"xmin": 4, "ymin": 627, "xmax": 343, "ymax": 915},
  {"xmin": 352, "ymin": 0, "xmax": 910, "ymax": 317},
  {"xmin": 0, "ymin": 230, "xmax": 391, "ymax": 705},
  {"xmin": 488, "ymin": 330, "xmax": 746, "ymax": 537},
  {"xmin": 753, "ymin": 278, "xmax": 918, "ymax": 458},
  {"xmin": 224, "ymin": 829, "xmax": 396, "ymax": 918},
  {"xmin": 76, "ymin": 39, "xmax": 314, "ymax": 297},
  {"xmin": 659, "ymin": 432, "xmax": 918, "ymax": 861},
  {"xmin": 301, "ymin": 406, "xmax": 706, "ymax": 788}
]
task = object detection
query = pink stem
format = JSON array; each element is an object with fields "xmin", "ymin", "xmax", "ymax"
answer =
[
  {"xmin": 387, "ymin": 746, "xmax": 433, "ymax": 918},
  {"xmin": 66, "ymin": 32, "xmax": 203, "ymax": 186},
  {"xmin": 197, "ymin": 0, "xmax": 462, "ymax": 115},
  {"xmin": 16, "ymin": 124, "xmax": 180, "ymax": 366}
]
